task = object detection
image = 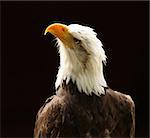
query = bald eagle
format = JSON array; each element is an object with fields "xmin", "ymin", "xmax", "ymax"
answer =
[{"xmin": 34, "ymin": 23, "xmax": 135, "ymax": 138}]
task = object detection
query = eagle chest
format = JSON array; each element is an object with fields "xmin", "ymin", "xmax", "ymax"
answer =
[{"xmin": 59, "ymin": 91, "xmax": 112, "ymax": 137}]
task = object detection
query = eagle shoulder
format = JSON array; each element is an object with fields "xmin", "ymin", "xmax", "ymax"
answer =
[
  {"xmin": 110, "ymin": 90, "xmax": 135, "ymax": 112},
  {"xmin": 34, "ymin": 95, "xmax": 66, "ymax": 138},
  {"xmin": 105, "ymin": 89, "xmax": 135, "ymax": 137}
]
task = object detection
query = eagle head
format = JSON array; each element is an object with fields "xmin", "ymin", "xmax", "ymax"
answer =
[{"xmin": 44, "ymin": 23, "xmax": 107, "ymax": 96}]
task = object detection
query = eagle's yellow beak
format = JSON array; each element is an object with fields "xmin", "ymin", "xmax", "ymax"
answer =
[{"xmin": 44, "ymin": 23, "xmax": 74, "ymax": 48}]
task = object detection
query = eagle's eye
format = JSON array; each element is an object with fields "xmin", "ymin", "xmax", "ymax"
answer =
[{"xmin": 73, "ymin": 37, "xmax": 81, "ymax": 45}]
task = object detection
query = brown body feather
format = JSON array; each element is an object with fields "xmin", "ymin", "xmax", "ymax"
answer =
[{"xmin": 34, "ymin": 81, "xmax": 135, "ymax": 138}]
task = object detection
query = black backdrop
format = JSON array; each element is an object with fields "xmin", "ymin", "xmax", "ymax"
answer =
[{"xmin": 1, "ymin": 1, "xmax": 149, "ymax": 137}]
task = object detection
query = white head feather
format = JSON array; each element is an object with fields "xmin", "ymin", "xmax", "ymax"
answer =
[{"xmin": 54, "ymin": 24, "xmax": 107, "ymax": 96}]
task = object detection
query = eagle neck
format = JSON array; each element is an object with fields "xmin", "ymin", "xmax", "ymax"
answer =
[{"xmin": 55, "ymin": 42, "xmax": 107, "ymax": 96}]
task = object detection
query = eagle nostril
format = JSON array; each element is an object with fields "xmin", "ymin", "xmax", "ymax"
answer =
[{"xmin": 61, "ymin": 27, "xmax": 65, "ymax": 32}]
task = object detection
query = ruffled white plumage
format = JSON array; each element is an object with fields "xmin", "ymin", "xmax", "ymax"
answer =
[{"xmin": 55, "ymin": 24, "xmax": 107, "ymax": 96}]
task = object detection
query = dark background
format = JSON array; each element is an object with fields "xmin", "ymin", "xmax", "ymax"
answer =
[{"xmin": 1, "ymin": 1, "xmax": 149, "ymax": 138}]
